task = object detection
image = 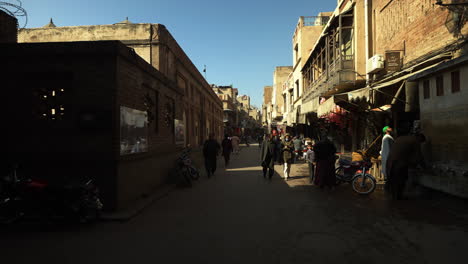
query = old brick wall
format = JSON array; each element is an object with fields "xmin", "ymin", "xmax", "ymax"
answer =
[
  {"xmin": 373, "ymin": 0, "xmax": 468, "ymax": 66},
  {"xmin": 153, "ymin": 24, "xmax": 223, "ymax": 146},
  {"xmin": 273, "ymin": 66, "xmax": 293, "ymax": 115},
  {"xmin": 19, "ymin": 23, "xmax": 223, "ymax": 147},
  {"xmin": 263, "ymin": 86, "xmax": 273, "ymax": 105},
  {"xmin": 115, "ymin": 43, "xmax": 183, "ymax": 209},
  {"xmin": 1, "ymin": 42, "xmax": 119, "ymax": 209},
  {"xmin": 0, "ymin": 10, "xmax": 17, "ymax": 43}
]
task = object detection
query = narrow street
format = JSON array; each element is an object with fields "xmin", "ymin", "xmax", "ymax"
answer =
[{"xmin": 1, "ymin": 144, "xmax": 467, "ymax": 264}]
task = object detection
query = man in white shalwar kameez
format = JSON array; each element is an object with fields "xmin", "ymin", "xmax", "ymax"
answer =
[{"xmin": 380, "ymin": 126, "xmax": 394, "ymax": 181}]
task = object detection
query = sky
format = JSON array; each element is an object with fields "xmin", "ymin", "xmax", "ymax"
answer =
[{"xmin": 10, "ymin": 0, "xmax": 337, "ymax": 108}]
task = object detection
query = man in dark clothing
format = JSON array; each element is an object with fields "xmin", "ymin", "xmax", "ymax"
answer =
[
  {"xmin": 260, "ymin": 134, "xmax": 277, "ymax": 179},
  {"xmin": 203, "ymin": 133, "xmax": 220, "ymax": 178},
  {"xmin": 313, "ymin": 137, "xmax": 337, "ymax": 189},
  {"xmin": 221, "ymin": 134, "xmax": 233, "ymax": 167},
  {"xmin": 386, "ymin": 134, "xmax": 425, "ymax": 200}
]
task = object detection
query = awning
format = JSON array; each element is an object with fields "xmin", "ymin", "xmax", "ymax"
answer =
[
  {"xmin": 408, "ymin": 54, "xmax": 468, "ymax": 81},
  {"xmin": 330, "ymin": 87, "xmax": 371, "ymax": 112},
  {"xmin": 347, "ymin": 87, "xmax": 370, "ymax": 102},
  {"xmin": 369, "ymin": 59, "xmax": 448, "ymax": 91},
  {"xmin": 370, "ymin": 105, "xmax": 391, "ymax": 112},
  {"xmin": 317, "ymin": 97, "xmax": 337, "ymax": 117}
]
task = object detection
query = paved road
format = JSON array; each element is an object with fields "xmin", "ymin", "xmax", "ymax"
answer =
[{"xmin": 1, "ymin": 144, "xmax": 467, "ymax": 264}]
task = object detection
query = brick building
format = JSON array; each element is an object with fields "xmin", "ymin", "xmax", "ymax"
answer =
[
  {"xmin": 0, "ymin": 41, "xmax": 195, "ymax": 210},
  {"xmin": 19, "ymin": 21, "xmax": 223, "ymax": 147}
]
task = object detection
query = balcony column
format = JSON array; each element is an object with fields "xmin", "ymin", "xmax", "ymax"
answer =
[{"xmin": 326, "ymin": 35, "xmax": 329, "ymax": 80}]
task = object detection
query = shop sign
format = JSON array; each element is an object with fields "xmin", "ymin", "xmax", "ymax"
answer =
[{"xmin": 385, "ymin": 51, "xmax": 401, "ymax": 72}]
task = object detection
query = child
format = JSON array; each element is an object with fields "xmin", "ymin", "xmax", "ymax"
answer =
[{"xmin": 305, "ymin": 142, "xmax": 315, "ymax": 183}]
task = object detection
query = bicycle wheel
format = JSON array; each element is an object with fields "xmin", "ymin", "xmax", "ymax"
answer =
[
  {"xmin": 351, "ymin": 174, "xmax": 376, "ymax": 194},
  {"xmin": 335, "ymin": 167, "xmax": 344, "ymax": 185}
]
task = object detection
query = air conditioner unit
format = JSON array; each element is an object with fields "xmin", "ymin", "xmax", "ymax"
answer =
[{"xmin": 367, "ymin": 54, "xmax": 384, "ymax": 74}]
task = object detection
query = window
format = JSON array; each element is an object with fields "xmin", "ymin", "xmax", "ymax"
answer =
[
  {"xmin": 451, "ymin": 71, "xmax": 460, "ymax": 93},
  {"xmin": 423, "ymin": 80, "xmax": 430, "ymax": 99},
  {"xmin": 294, "ymin": 44, "xmax": 299, "ymax": 62},
  {"xmin": 34, "ymin": 87, "xmax": 67, "ymax": 121},
  {"xmin": 436, "ymin": 75, "xmax": 444, "ymax": 96}
]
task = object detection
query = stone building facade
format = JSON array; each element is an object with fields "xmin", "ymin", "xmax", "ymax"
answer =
[
  {"xmin": 272, "ymin": 66, "xmax": 293, "ymax": 123},
  {"xmin": 287, "ymin": 15, "xmax": 330, "ymax": 126},
  {"xmin": 19, "ymin": 21, "xmax": 223, "ymax": 148},
  {"xmin": 262, "ymin": 85, "xmax": 273, "ymax": 128}
]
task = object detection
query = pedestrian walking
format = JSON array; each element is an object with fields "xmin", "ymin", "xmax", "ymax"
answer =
[
  {"xmin": 313, "ymin": 136, "xmax": 337, "ymax": 189},
  {"xmin": 305, "ymin": 142, "xmax": 315, "ymax": 183},
  {"xmin": 281, "ymin": 134, "xmax": 295, "ymax": 180},
  {"xmin": 260, "ymin": 134, "xmax": 277, "ymax": 179},
  {"xmin": 231, "ymin": 135, "xmax": 240, "ymax": 154},
  {"xmin": 272, "ymin": 135, "xmax": 282, "ymax": 164},
  {"xmin": 203, "ymin": 133, "xmax": 220, "ymax": 178},
  {"xmin": 293, "ymin": 136, "xmax": 303, "ymax": 162},
  {"xmin": 221, "ymin": 134, "xmax": 233, "ymax": 167},
  {"xmin": 380, "ymin": 126, "xmax": 394, "ymax": 182},
  {"xmin": 257, "ymin": 134, "xmax": 263, "ymax": 148},
  {"xmin": 386, "ymin": 133, "xmax": 426, "ymax": 200}
]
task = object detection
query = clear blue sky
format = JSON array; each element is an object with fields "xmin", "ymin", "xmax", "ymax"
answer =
[{"xmin": 15, "ymin": 0, "xmax": 336, "ymax": 108}]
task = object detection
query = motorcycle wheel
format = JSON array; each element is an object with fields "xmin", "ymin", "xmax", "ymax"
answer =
[
  {"xmin": 77, "ymin": 202, "xmax": 102, "ymax": 224},
  {"xmin": 335, "ymin": 167, "xmax": 344, "ymax": 185},
  {"xmin": 189, "ymin": 167, "xmax": 200, "ymax": 180},
  {"xmin": 351, "ymin": 174, "xmax": 376, "ymax": 194}
]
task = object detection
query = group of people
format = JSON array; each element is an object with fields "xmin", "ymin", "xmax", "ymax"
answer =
[
  {"xmin": 202, "ymin": 133, "xmax": 255, "ymax": 177},
  {"xmin": 203, "ymin": 126, "xmax": 425, "ymax": 200},
  {"xmin": 202, "ymin": 133, "xmax": 232, "ymax": 178},
  {"xmin": 260, "ymin": 133, "xmax": 337, "ymax": 189}
]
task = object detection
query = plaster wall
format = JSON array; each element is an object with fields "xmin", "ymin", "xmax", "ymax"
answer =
[
  {"xmin": 273, "ymin": 66, "xmax": 293, "ymax": 118},
  {"xmin": 417, "ymin": 63, "xmax": 468, "ymax": 198}
]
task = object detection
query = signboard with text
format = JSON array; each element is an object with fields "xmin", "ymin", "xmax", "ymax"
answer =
[{"xmin": 385, "ymin": 51, "xmax": 401, "ymax": 72}]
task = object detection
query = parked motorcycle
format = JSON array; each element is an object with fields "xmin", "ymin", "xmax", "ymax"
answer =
[
  {"xmin": 0, "ymin": 164, "xmax": 103, "ymax": 224},
  {"xmin": 335, "ymin": 159, "xmax": 376, "ymax": 194},
  {"xmin": 171, "ymin": 148, "xmax": 200, "ymax": 187}
]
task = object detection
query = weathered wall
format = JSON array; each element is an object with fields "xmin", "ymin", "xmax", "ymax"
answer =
[
  {"xmin": 19, "ymin": 23, "xmax": 223, "ymax": 148},
  {"xmin": 1, "ymin": 42, "xmax": 119, "ymax": 209},
  {"xmin": 19, "ymin": 24, "xmax": 152, "ymax": 43},
  {"xmin": 416, "ymin": 62, "xmax": 468, "ymax": 197},
  {"xmin": 273, "ymin": 66, "xmax": 293, "ymax": 117},
  {"xmin": 1, "ymin": 41, "xmax": 198, "ymax": 210},
  {"xmin": 293, "ymin": 24, "xmax": 322, "ymax": 103},
  {"xmin": 354, "ymin": 0, "xmax": 367, "ymax": 76},
  {"xmin": 263, "ymin": 86, "xmax": 273, "ymax": 105},
  {"xmin": 373, "ymin": 0, "xmax": 468, "ymax": 65},
  {"xmin": 299, "ymin": 26, "xmax": 323, "ymax": 69},
  {"xmin": 0, "ymin": 10, "xmax": 17, "ymax": 43}
]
